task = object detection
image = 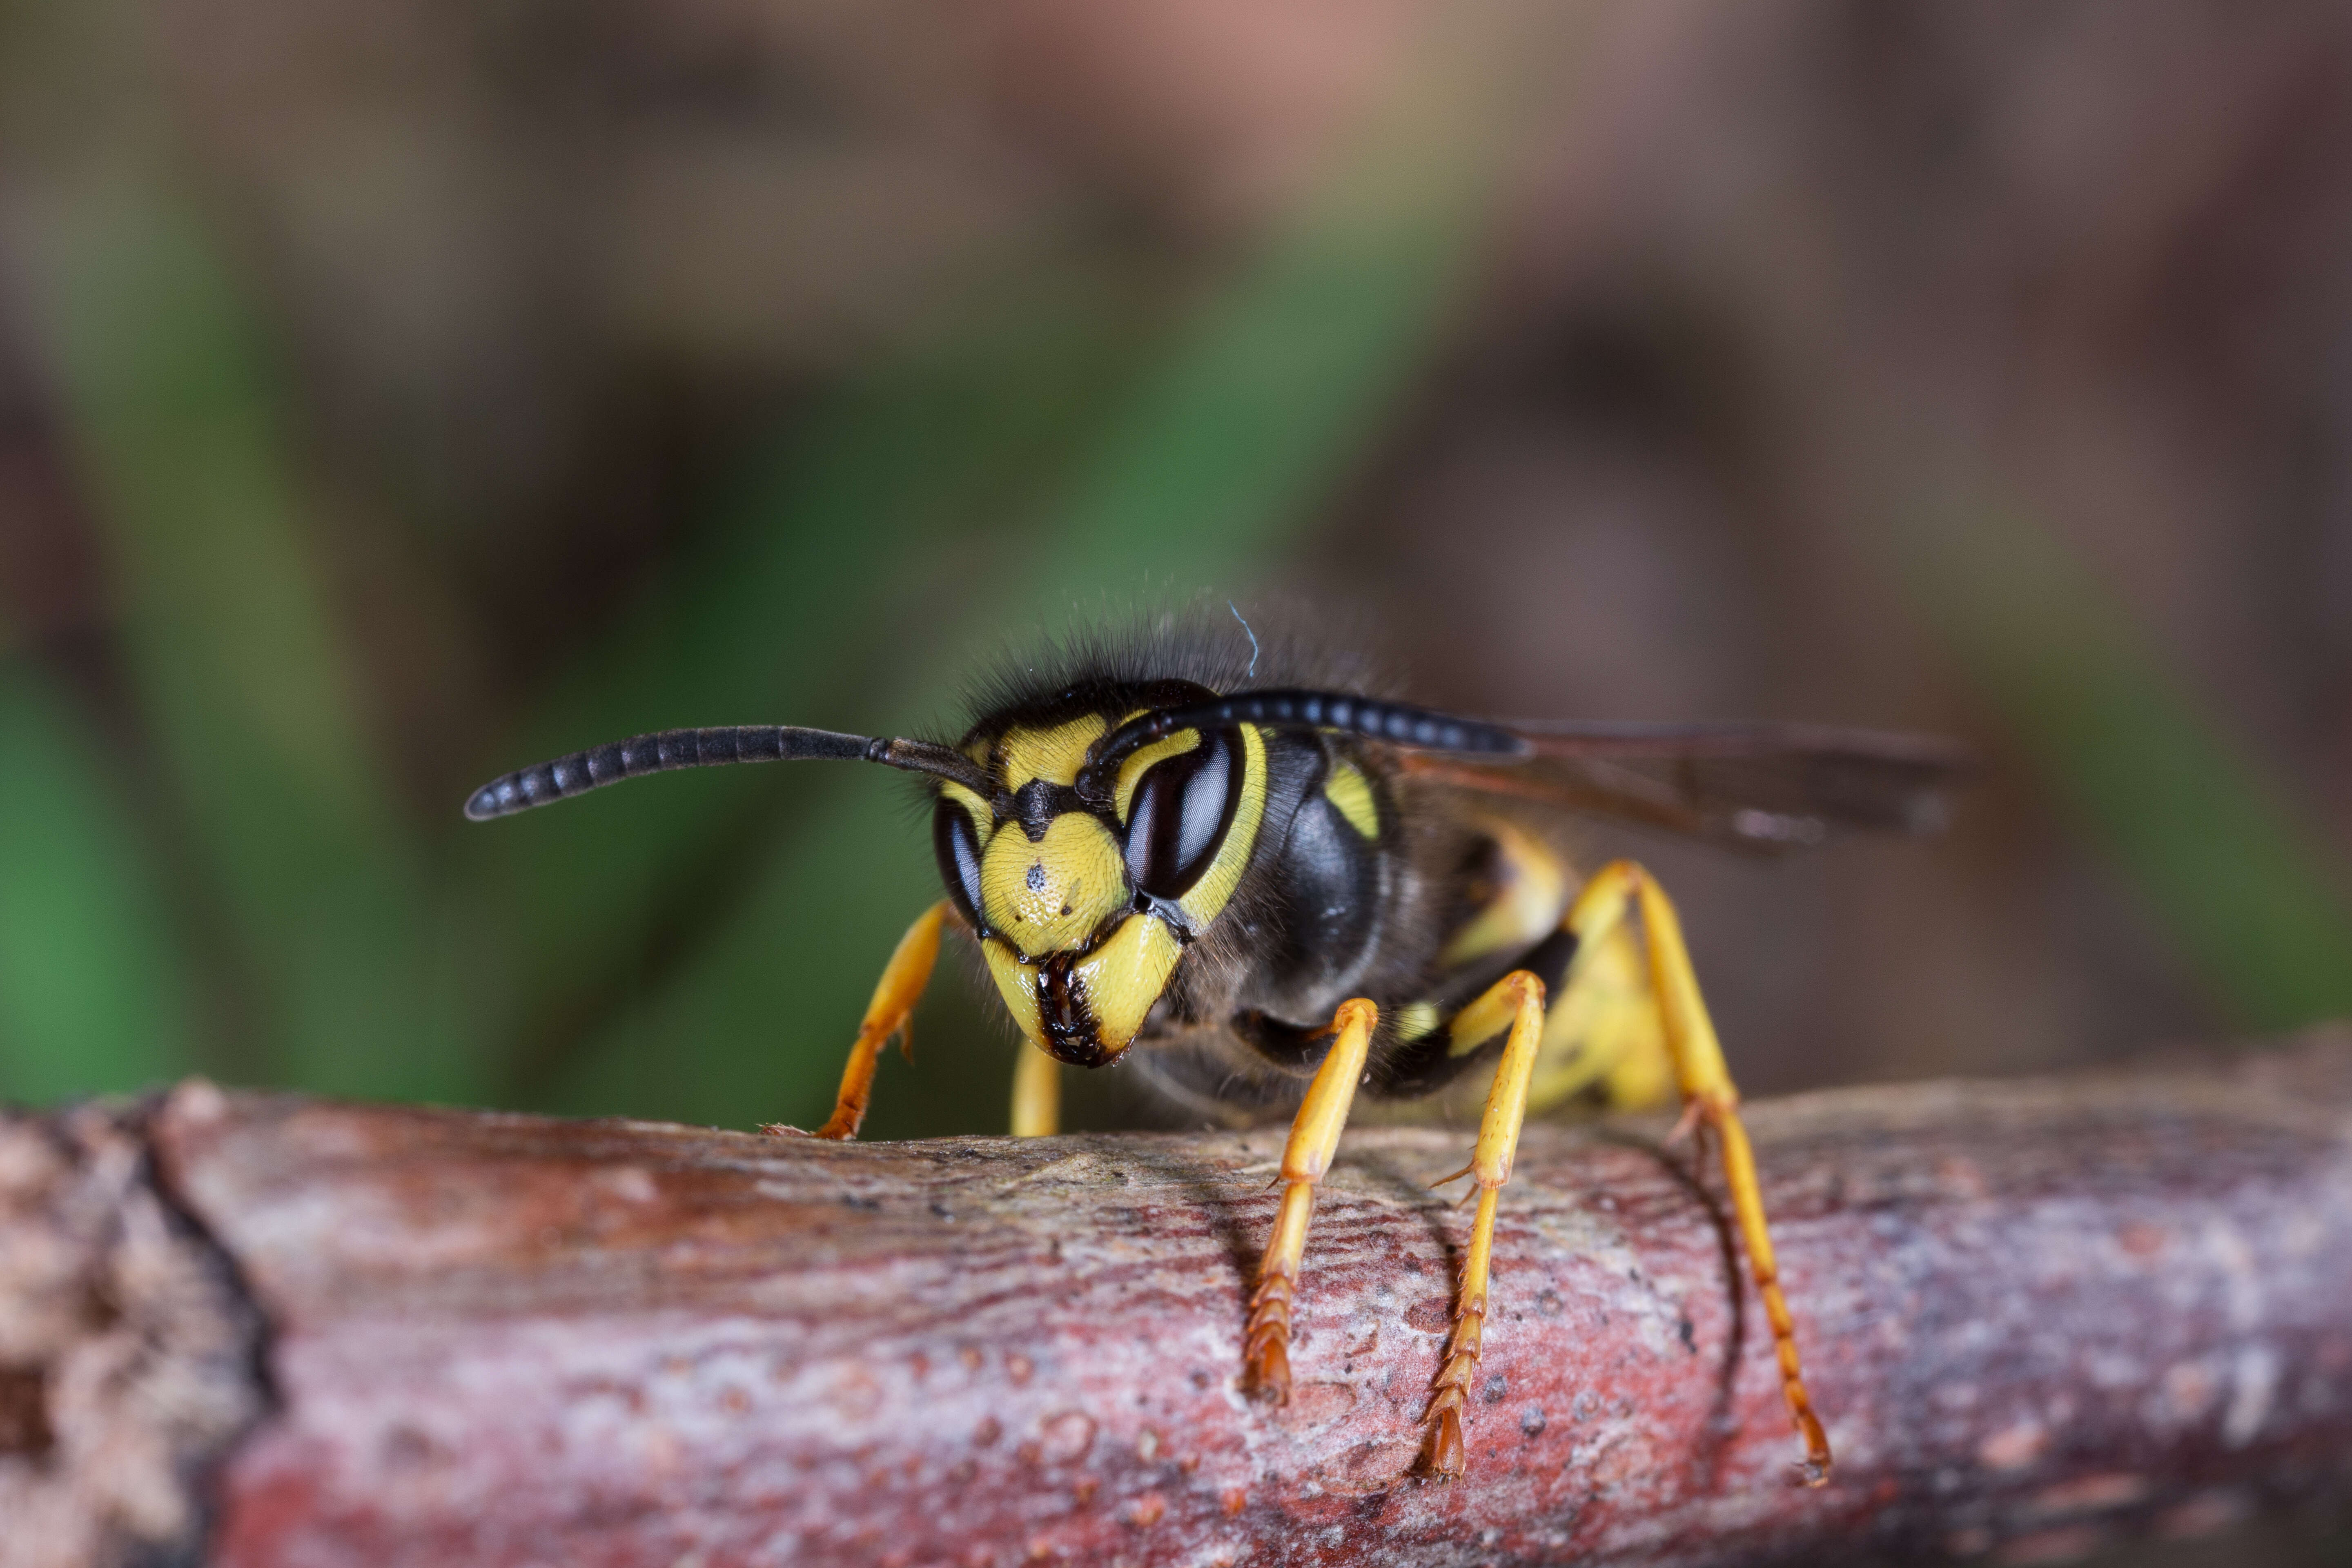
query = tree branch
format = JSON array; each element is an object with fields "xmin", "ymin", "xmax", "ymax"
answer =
[{"xmin": 7, "ymin": 1033, "xmax": 2352, "ymax": 1566}]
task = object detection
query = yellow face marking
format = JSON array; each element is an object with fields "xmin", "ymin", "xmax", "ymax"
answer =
[
  {"xmin": 981, "ymin": 812, "xmax": 1128, "ymax": 958},
  {"xmin": 1439, "ymin": 816, "xmax": 1570, "ymax": 969},
  {"xmin": 996, "ymin": 715, "xmax": 1108, "ymax": 791},
  {"xmin": 1175, "ymin": 724, "xmax": 1266, "ymax": 928},
  {"xmin": 963, "ymin": 709, "xmax": 1258, "ymax": 1060},
  {"xmin": 1114, "ymin": 729, "xmax": 1199, "ymax": 822},
  {"xmin": 1322, "ymin": 760, "xmax": 1380, "ymax": 839},
  {"xmin": 940, "ymin": 780, "xmax": 991, "ymax": 830},
  {"xmin": 978, "ymin": 914, "xmax": 1185, "ymax": 1060},
  {"xmin": 981, "ymin": 937, "xmax": 1043, "ymax": 1045},
  {"xmin": 1067, "ymin": 913, "xmax": 1183, "ymax": 1054}
]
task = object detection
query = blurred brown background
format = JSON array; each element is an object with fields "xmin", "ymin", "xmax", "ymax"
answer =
[{"xmin": 3, "ymin": 2, "xmax": 2352, "ymax": 1557}]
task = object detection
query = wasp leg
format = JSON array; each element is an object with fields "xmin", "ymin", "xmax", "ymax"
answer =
[
  {"xmin": 1243, "ymin": 998, "xmax": 1379, "ymax": 1402},
  {"xmin": 1010, "ymin": 1040, "xmax": 1061, "ymax": 1137},
  {"xmin": 1568, "ymin": 861, "xmax": 1833, "ymax": 1486},
  {"xmin": 1528, "ymin": 918, "xmax": 1674, "ymax": 1113},
  {"xmin": 764, "ymin": 902, "xmax": 947, "ymax": 1141},
  {"xmin": 1423, "ymin": 969, "xmax": 1546, "ymax": 1479}
]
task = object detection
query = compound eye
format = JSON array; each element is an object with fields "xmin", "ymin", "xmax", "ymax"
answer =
[
  {"xmin": 1123, "ymin": 726, "xmax": 1241, "ymax": 900},
  {"xmin": 932, "ymin": 798, "xmax": 987, "ymax": 928}
]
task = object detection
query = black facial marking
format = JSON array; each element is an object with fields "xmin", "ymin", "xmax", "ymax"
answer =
[
  {"xmin": 1010, "ymin": 778, "xmax": 1086, "ymax": 842},
  {"xmin": 1036, "ymin": 953, "xmax": 1114, "ymax": 1066}
]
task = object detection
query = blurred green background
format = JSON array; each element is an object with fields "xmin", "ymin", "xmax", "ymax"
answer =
[
  {"xmin": 5, "ymin": 11, "xmax": 2352, "ymax": 1559},
  {"xmin": 4, "ymin": 0, "xmax": 2352, "ymax": 1165}
]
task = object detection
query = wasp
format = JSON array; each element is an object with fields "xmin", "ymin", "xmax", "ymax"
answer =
[{"xmin": 466, "ymin": 613, "xmax": 1966, "ymax": 1483}]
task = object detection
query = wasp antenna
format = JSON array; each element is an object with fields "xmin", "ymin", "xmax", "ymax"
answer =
[
  {"xmin": 868, "ymin": 737, "xmax": 996, "ymax": 796},
  {"xmin": 463, "ymin": 726, "xmax": 989, "ymax": 821},
  {"xmin": 1088, "ymin": 688, "xmax": 1531, "ymax": 777}
]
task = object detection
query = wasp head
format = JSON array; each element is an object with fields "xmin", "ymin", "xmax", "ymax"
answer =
[{"xmin": 932, "ymin": 691, "xmax": 1264, "ymax": 1067}]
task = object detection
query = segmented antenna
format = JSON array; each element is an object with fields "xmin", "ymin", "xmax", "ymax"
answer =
[
  {"xmin": 464, "ymin": 726, "xmax": 988, "ymax": 820},
  {"xmin": 1087, "ymin": 688, "xmax": 1530, "ymax": 777}
]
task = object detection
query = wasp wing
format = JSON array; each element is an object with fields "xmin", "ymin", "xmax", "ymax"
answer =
[{"xmin": 1394, "ymin": 721, "xmax": 1973, "ymax": 852}]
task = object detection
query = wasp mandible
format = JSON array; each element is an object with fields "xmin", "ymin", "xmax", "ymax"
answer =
[{"xmin": 466, "ymin": 612, "xmax": 1968, "ymax": 1483}]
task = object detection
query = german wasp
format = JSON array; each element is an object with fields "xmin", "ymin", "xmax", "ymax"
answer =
[{"xmin": 466, "ymin": 610, "xmax": 1967, "ymax": 1482}]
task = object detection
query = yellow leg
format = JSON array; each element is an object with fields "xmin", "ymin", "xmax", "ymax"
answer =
[
  {"xmin": 763, "ymin": 902, "xmax": 946, "ymax": 1141},
  {"xmin": 1010, "ymin": 1040, "xmax": 1061, "ymax": 1136},
  {"xmin": 1242, "ymin": 998, "xmax": 1379, "ymax": 1401},
  {"xmin": 1423, "ymin": 969, "xmax": 1546, "ymax": 1479},
  {"xmin": 1573, "ymin": 861, "xmax": 1833, "ymax": 1486}
]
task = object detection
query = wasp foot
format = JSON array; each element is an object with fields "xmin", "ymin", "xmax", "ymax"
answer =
[
  {"xmin": 1242, "ymin": 1267, "xmax": 1296, "ymax": 1401},
  {"xmin": 1420, "ymin": 1294, "xmax": 1485, "ymax": 1479}
]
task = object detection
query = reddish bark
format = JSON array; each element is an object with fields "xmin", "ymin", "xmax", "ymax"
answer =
[{"xmin": 7, "ymin": 1035, "xmax": 2352, "ymax": 1566}]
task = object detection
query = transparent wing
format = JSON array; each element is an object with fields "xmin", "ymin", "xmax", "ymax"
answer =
[{"xmin": 1395, "ymin": 721, "xmax": 1974, "ymax": 852}]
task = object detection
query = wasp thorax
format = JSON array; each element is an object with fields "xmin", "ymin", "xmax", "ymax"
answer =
[{"xmin": 981, "ymin": 813, "xmax": 1127, "ymax": 957}]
